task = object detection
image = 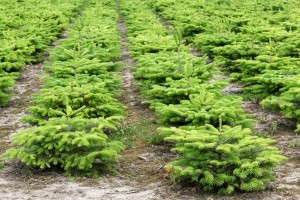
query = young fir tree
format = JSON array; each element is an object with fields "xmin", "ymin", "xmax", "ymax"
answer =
[
  {"xmin": 152, "ymin": 91, "xmax": 254, "ymax": 128},
  {"xmin": 3, "ymin": 108, "xmax": 124, "ymax": 176},
  {"xmin": 145, "ymin": 77, "xmax": 226, "ymax": 105},
  {"xmin": 22, "ymin": 83, "xmax": 126, "ymax": 125},
  {"xmin": 134, "ymin": 53, "xmax": 214, "ymax": 90},
  {"xmin": 43, "ymin": 74, "xmax": 121, "ymax": 93},
  {"xmin": 160, "ymin": 122, "xmax": 286, "ymax": 195}
]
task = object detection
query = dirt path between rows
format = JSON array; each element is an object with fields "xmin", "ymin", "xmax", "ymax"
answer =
[{"xmin": 0, "ymin": 63, "xmax": 44, "ymax": 154}]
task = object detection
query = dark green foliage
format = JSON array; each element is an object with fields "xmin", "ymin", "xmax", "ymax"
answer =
[{"xmin": 161, "ymin": 124, "xmax": 286, "ymax": 195}]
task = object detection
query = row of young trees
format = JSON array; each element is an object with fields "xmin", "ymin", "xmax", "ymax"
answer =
[
  {"xmin": 0, "ymin": 0, "xmax": 86, "ymax": 106},
  {"xmin": 0, "ymin": 0, "xmax": 288, "ymax": 194},
  {"xmin": 149, "ymin": 0, "xmax": 300, "ymax": 132},
  {"xmin": 121, "ymin": 0, "xmax": 286, "ymax": 195},
  {"xmin": 2, "ymin": 0, "xmax": 126, "ymax": 177}
]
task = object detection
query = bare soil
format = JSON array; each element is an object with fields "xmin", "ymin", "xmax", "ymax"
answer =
[
  {"xmin": 0, "ymin": 64, "xmax": 44, "ymax": 154},
  {"xmin": 242, "ymin": 101, "xmax": 300, "ymax": 199},
  {"xmin": 221, "ymin": 83, "xmax": 244, "ymax": 94}
]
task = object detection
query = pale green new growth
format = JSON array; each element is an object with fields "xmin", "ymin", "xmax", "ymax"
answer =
[{"xmin": 162, "ymin": 124, "xmax": 286, "ymax": 195}]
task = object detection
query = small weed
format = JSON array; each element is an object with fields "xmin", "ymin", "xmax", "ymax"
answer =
[
  {"xmin": 257, "ymin": 115, "xmax": 267, "ymax": 123},
  {"xmin": 109, "ymin": 120, "xmax": 159, "ymax": 148},
  {"xmin": 0, "ymin": 162, "xmax": 5, "ymax": 170},
  {"xmin": 289, "ymin": 138, "xmax": 300, "ymax": 149},
  {"xmin": 241, "ymin": 93, "xmax": 264, "ymax": 103},
  {"xmin": 145, "ymin": 133, "xmax": 165, "ymax": 145},
  {"xmin": 269, "ymin": 122, "xmax": 278, "ymax": 134},
  {"xmin": 253, "ymin": 131, "xmax": 270, "ymax": 138},
  {"xmin": 10, "ymin": 109, "xmax": 22, "ymax": 114}
]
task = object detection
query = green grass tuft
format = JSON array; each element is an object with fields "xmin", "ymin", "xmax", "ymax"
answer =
[{"xmin": 109, "ymin": 120, "xmax": 160, "ymax": 148}]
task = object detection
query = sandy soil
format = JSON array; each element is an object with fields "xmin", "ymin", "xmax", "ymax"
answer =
[
  {"xmin": 0, "ymin": 64, "xmax": 44, "ymax": 154},
  {"xmin": 242, "ymin": 101, "xmax": 300, "ymax": 199}
]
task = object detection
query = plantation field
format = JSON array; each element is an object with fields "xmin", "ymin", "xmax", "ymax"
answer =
[{"xmin": 0, "ymin": 0, "xmax": 299, "ymax": 199}]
